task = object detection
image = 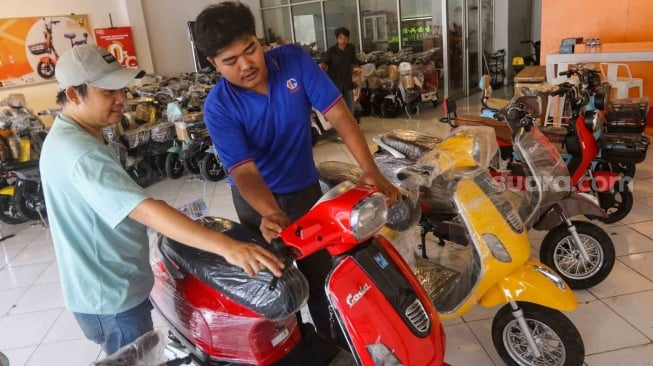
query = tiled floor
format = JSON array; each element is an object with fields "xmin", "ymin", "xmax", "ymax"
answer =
[{"xmin": 1, "ymin": 90, "xmax": 653, "ymax": 365}]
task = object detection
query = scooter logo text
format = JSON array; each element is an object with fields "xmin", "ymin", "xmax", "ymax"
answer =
[{"xmin": 346, "ymin": 283, "xmax": 371, "ymax": 308}]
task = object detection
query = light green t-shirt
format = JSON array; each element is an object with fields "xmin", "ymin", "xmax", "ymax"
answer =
[{"xmin": 40, "ymin": 114, "xmax": 151, "ymax": 314}]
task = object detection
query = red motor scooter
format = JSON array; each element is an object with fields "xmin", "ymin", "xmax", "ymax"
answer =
[{"xmin": 150, "ymin": 182, "xmax": 447, "ymax": 365}]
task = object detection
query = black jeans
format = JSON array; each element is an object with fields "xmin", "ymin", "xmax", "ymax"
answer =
[{"xmin": 231, "ymin": 182, "xmax": 347, "ymax": 349}]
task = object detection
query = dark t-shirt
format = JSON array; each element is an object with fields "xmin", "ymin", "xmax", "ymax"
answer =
[{"xmin": 321, "ymin": 43, "xmax": 361, "ymax": 92}]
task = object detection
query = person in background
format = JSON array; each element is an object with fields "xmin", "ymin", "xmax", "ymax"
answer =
[
  {"xmin": 319, "ymin": 27, "xmax": 362, "ymax": 120},
  {"xmin": 40, "ymin": 44, "xmax": 284, "ymax": 355},
  {"xmin": 194, "ymin": 1, "xmax": 399, "ymax": 349}
]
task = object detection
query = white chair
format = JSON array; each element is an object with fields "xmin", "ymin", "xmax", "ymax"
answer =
[{"xmin": 599, "ymin": 63, "xmax": 643, "ymax": 99}]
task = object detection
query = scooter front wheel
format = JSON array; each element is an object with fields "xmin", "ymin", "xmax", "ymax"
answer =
[
  {"xmin": 540, "ymin": 221, "xmax": 615, "ymax": 289},
  {"xmin": 165, "ymin": 153, "xmax": 184, "ymax": 179},
  {"xmin": 200, "ymin": 153, "xmax": 226, "ymax": 182},
  {"xmin": 492, "ymin": 302, "xmax": 584, "ymax": 366}
]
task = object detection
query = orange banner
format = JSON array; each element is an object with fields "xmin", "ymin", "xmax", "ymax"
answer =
[{"xmin": 0, "ymin": 14, "xmax": 92, "ymax": 89}]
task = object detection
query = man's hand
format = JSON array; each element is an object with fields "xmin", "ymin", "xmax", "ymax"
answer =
[
  {"xmin": 222, "ymin": 241, "xmax": 285, "ymax": 277},
  {"xmin": 359, "ymin": 171, "xmax": 401, "ymax": 205},
  {"xmin": 260, "ymin": 211, "xmax": 292, "ymax": 243},
  {"xmin": 319, "ymin": 63, "xmax": 328, "ymax": 72}
]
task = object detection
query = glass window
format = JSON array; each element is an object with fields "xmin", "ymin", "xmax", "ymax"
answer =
[
  {"xmin": 324, "ymin": 0, "xmax": 360, "ymax": 51},
  {"xmin": 400, "ymin": 0, "xmax": 439, "ymax": 52},
  {"xmin": 262, "ymin": 8, "xmax": 292, "ymax": 45},
  {"xmin": 359, "ymin": 0, "xmax": 399, "ymax": 53},
  {"xmin": 291, "ymin": 2, "xmax": 325, "ymax": 53},
  {"xmin": 261, "ymin": 0, "xmax": 288, "ymax": 7}
]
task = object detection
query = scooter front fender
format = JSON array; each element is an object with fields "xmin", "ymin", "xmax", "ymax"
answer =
[
  {"xmin": 479, "ymin": 259, "xmax": 577, "ymax": 312},
  {"xmin": 533, "ymin": 192, "xmax": 606, "ymax": 230},
  {"xmin": 167, "ymin": 145, "xmax": 182, "ymax": 154}
]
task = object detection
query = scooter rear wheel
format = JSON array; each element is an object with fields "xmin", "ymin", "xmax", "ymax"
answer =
[
  {"xmin": 492, "ymin": 302, "xmax": 584, "ymax": 366},
  {"xmin": 540, "ymin": 221, "xmax": 615, "ymax": 289},
  {"xmin": 587, "ymin": 179, "xmax": 633, "ymax": 224},
  {"xmin": 165, "ymin": 153, "xmax": 184, "ymax": 179},
  {"xmin": 199, "ymin": 154, "xmax": 226, "ymax": 182}
]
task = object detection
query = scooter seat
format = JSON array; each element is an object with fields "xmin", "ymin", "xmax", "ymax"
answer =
[
  {"xmin": 317, "ymin": 161, "xmax": 361, "ymax": 190},
  {"xmin": 451, "ymin": 115, "xmax": 513, "ymax": 143},
  {"xmin": 379, "ymin": 129, "xmax": 442, "ymax": 161},
  {"xmin": 485, "ymin": 97, "xmax": 510, "ymax": 111},
  {"xmin": 160, "ymin": 217, "xmax": 309, "ymax": 320}
]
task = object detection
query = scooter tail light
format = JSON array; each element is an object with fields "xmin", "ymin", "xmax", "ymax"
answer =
[
  {"xmin": 350, "ymin": 192, "xmax": 387, "ymax": 241},
  {"xmin": 483, "ymin": 233, "xmax": 512, "ymax": 262},
  {"xmin": 365, "ymin": 343, "xmax": 404, "ymax": 366}
]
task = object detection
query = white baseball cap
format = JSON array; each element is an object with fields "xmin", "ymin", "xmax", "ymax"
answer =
[{"xmin": 55, "ymin": 44, "xmax": 143, "ymax": 90}]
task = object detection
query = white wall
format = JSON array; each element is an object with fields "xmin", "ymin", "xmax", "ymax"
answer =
[
  {"xmin": 0, "ymin": 0, "xmax": 153, "ymax": 114},
  {"xmin": 141, "ymin": 0, "xmax": 262, "ymax": 76}
]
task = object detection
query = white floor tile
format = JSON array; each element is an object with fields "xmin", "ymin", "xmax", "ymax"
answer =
[
  {"xmin": 32, "ymin": 261, "xmax": 60, "ymax": 285},
  {"xmin": 604, "ymin": 225, "xmax": 653, "ymax": 256},
  {"xmin": 8, "ymin": 282, "xmax": 64, "ymax": 315},
  {"xmin": 0, "ymin": 309, "xmax": 62, "ymax": 349},
  {"xmin": 566, "ymin": 300, "xmax": 649, "ymax": 354},
  {"xmin": 631, "ymin": 178, "xmax": 653, "ymax": 200},
  {"xmin": 619, "ymin": 251, "xmax": 653, "ymax": 281},
  {"xmin": 588, "ymin": 260, "xmax": 653, "ymax": 298},
  {"xmin": 26, "ymin": 338, "xmax": 101, "ymax": 366},
  {"xmin": 585, "ymin": 343, "xmax": 653, "ymax": 365},
  {"xmin": 0, "ymin": 287, "xmax": 28, "ymax": 316},
  {"xmin": 602, "ymin": 290, "xmax": 653, "ymax": 340},
  {"xmin": 0, "ymin": 245, "xmax": 26, "ymax": 270},
  {"xmin": 0, "ymin": 263, "xmax": 48, "ymax": 290},
  {"xmin": 6, "ymin": 243, "xmax": 55, "ymax": 267},
  {"xmin": 443, "ymin": 323, "xmax": 495, "ymax": 366},
  {"xmin": 0, "ymin": 346, "xmax": 36, "ymax": 366},
  {"xmin": 42, "ymin": 310, "xmax": 85, "ymax": 344},
  {"xmin": 465, "ymin": 318, "xmax": 504, "ymax": 366}
]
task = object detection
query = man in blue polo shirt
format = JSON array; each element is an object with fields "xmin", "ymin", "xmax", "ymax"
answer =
[{"xmin": 195, "ymin": 1, "xmax": 399, "ymax": 350}]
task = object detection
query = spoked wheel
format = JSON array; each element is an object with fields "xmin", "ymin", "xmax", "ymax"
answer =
[
  {"xmin": 0, "ymin": 194, "xmax": 27, "ymax": 225},
  {"xmin": 492, "ymin": 302, "xmax": 584, "ymax": 366},
  {"xmin": 37, "ymin": 61, "xmax": 55, "ymax": 79},
  {"xmin": 540, "ymin": 221, "xmax": 615, "ymax": 289},
  {"xmin": 200, "ymin": 154, "xmax": 226, "ymax": 182},
  {"xmin": 128, "ymin": 160, "xmax": 154, "ymax": 188},
  {"xmin": 183, "ymin": 156, "xmax": 201, "ymax": 175},
  {"xmin": 587, "ymin": 179, "xmax": 634, "ymax": 224},
  {"xmin": 165, "ymin": 153, "xmax": 184, "ymax": 179}
]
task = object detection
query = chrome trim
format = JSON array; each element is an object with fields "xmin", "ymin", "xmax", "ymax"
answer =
[
  {"xmin": 405, "ymin": 298, "xmax": 430, "ymax": 333},
  {"xmin": 533, "ymin": 264, "xmax": 567, "ymax": 290}
]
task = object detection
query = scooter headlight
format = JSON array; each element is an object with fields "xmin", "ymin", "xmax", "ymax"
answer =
[
  {"xmin": 365, "ymin": 343, "xmax": 404, "ymax": 365},
  {"xmin": 483, "ymin": 233, "xmax": 512, "ymax": 262},
  {"xmin": 351, "ymin": 192, "xmax": 387, "ymax": 241}
]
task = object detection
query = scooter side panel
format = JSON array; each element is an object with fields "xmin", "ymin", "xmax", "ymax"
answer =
[
  {"xmin": 327, "ymin": 256, "xmax": 445, "ymax": 366},
  {"xmin": 479, "ymin": 259, "xmax": 578, "ymax": 311}
]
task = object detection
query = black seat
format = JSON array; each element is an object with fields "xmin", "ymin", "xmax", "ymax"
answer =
[{"xmin": 160, "ymin": 217, "xmax": 308, "ymax": 320}]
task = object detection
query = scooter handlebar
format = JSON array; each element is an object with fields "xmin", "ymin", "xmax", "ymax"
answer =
[{"xmin": 267, "ymin": 238, "xmax": 298, "ymax": 291}]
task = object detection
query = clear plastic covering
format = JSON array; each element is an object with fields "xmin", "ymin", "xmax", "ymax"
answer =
[
  {"xmin": 92, "ymin": 330, "xmax": 166, "ymax": 366},
  {"xmin": 150, "ymin": 122, "xmax": 175, "ymax": 142},
  {"xmin": 150, "ymin": 216, "xmax": 309, "ymax": 364},
  {"xmin": 315, "ymin": 161, "xmax": 421, "ymax": 232},
  {"xmin": 122, "ymin": 126, "xmax": 151, "ymax": 149}
]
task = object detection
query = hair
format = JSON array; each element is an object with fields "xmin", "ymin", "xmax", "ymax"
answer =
[
  {"xmin": 194, "ymin": 2, "xmax": 256, "ymax": 59},
  {"xmin": 334, "ymin": 27, "xmax": 350, "ymax": 38},
  {"xmin": 55, "ymin": 84, "xmax": 88, "ymax": 105}
]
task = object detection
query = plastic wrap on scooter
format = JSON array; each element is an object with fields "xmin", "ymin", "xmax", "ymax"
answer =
[
  {"xmin": 378, "ymin": 129, "xmax": 442, "ymax": 160},
  {"xmin": 513, "ymin": 127, "xmax": 571, "ymax": 225},
  {"xmin": 316, "ymin": 160, "xmax": 421, "ymax": 232},
  {"xmin": 92, "ymin": 330, "xmax": 166, "ymax": 366},
  {"xmin": 159, "ymin": 217, "xmax": 309, "ymax": 320}
]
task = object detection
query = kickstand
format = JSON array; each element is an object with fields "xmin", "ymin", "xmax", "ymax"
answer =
[{"xmin": 0, "ymin": 222, "xmax": 15, "ymax": 242}]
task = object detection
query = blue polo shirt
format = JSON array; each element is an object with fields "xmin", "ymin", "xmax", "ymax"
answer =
[{"xmin": 204, "ymin": 44, "xmax": 341, "ymax": 194}]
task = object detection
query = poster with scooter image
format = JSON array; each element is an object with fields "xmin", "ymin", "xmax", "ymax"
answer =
[{"xmin": 0, "ymin": 14, "xmax": 92, "ymax": 89}]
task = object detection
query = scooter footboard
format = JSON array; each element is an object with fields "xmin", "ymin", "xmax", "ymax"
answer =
[
  {"xmin": 479, "ymin": 259, "xmax": 578, "ymax": 312},
  {"xmin": 326, "ymin": 237, "xmax": 445, "ymax": 366}
]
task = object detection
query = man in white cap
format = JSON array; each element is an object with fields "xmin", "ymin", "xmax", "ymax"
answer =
[{"xmin": 40, "ymin": 44, "xmax": 285, "ymax": 355}]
